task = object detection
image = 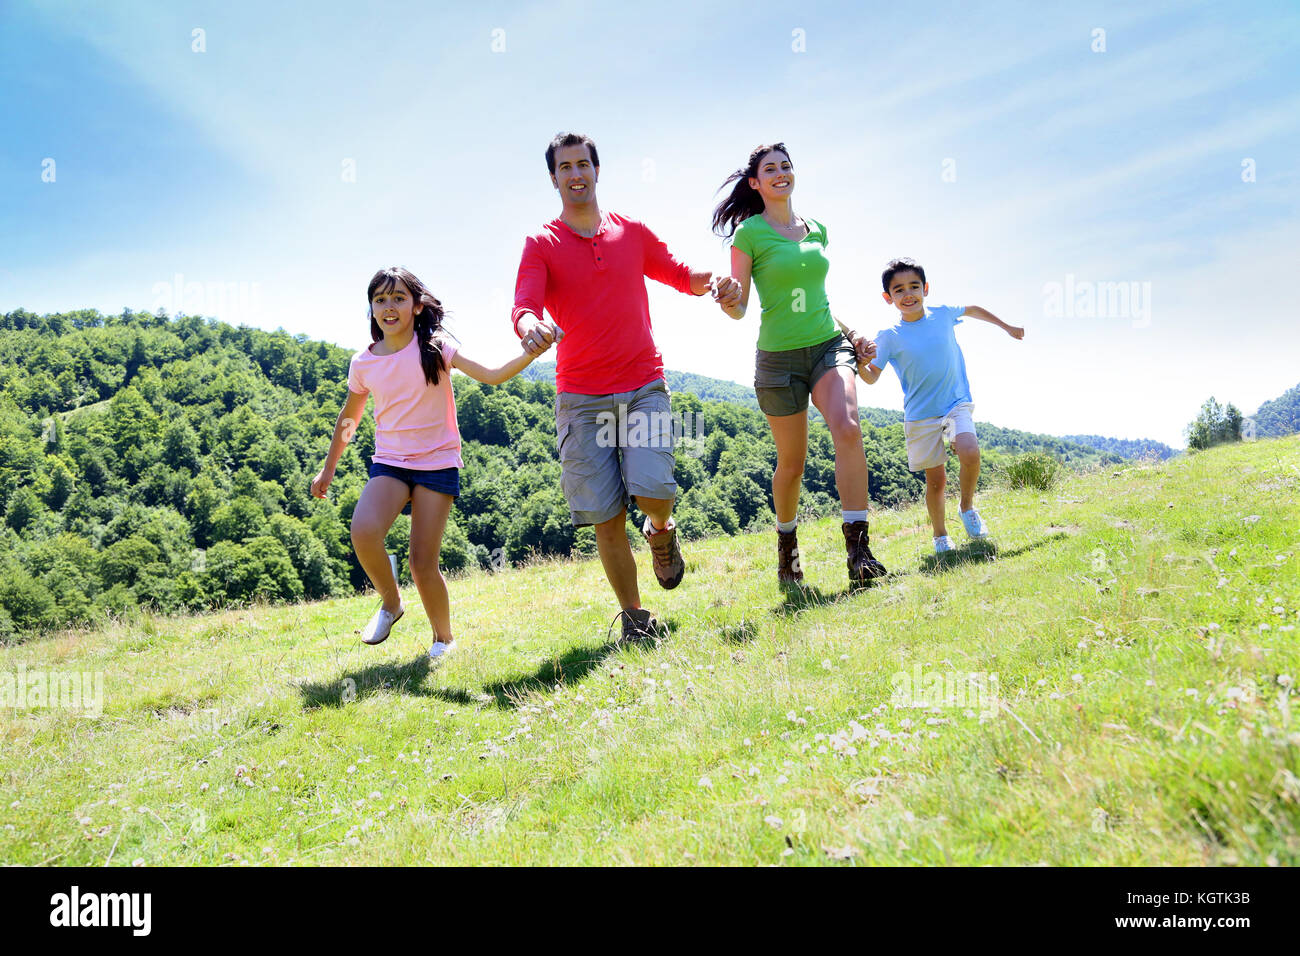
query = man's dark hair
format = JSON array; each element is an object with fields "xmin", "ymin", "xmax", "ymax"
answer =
[
  {"xmin": 545, "ymin": 132, "xmax": 599, "ymax": 174},
  {"xmin": 882, "ymin": 257, "xmax": 927, "ymax": 294}
]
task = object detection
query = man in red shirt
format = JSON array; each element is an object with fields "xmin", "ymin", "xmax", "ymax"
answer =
[{"xmin": 513, "ymin": 132, "xmax": 716, "ymax": 644}]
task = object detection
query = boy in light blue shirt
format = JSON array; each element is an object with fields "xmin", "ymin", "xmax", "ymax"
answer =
[{"xmin": 859, "ymin": 258, "xmax": 1024, "ymax": 553}]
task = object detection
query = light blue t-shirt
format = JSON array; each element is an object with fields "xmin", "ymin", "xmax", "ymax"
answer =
[{"xmin": 871, "ymin": 305, "xmax": 971, "ymax": 421}]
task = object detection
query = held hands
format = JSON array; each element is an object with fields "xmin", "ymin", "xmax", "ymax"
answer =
[
  {"xmin": 849, "ymin": 332, "xmax": 877, "ymax": 364},
  {"xmin": 1006, "ymin": 325, "xmax": 1025, "ymax": 340},
  {"xmin": 712, "ymin": 276, "xmax": 742, "ymax": 311},
  {"xmin": 309, "ymin": 468, "xmax": 334, "ymax": 499},
  {"xmin": 519, "ymin": 316, "xmax": 564, "ymax": 357}
]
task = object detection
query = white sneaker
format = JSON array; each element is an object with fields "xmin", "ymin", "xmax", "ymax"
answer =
[
  {"xmin": 361, "ymin": 605, "xmax": 403, "ymax": 645},
  {"xmin": 959, "ymin": 508, "xmax": 989, "ymax": 539},
  {"xmin": 428, "ymin": 640, "xmax": 455, "ymax": 660},
  {"xmin": 934, "ymin": 535, "xmax": 956, "ymax": 554}
]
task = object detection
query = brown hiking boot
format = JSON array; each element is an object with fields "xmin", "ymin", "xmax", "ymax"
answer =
[
  {"xmin": 842, "ymin": 520, "xmax": 887, "ymax": 586},
  {"xmin": 619, "ymin": 608, "xmax": 662, "ymax": 645},
  {"xmin": 777, "ymin": 529, "xmax": 804, "ymax": 587},
  {"xmin": 643, "ymin": 516, "xmax": 684, "ymax": 590}
]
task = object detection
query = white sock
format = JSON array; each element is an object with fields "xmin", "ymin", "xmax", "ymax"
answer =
[
  {"xmin": 777, "ymin": 518, "xmax": 797, "ymax": 533},
  {"xmin": 841, "ymin": 509, "xmax": 868, "ymax": 524}
]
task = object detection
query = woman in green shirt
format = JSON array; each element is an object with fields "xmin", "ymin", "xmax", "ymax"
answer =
[{"xmin": 712, "ymin": 143, "xmax": 887, "ymax": 589}]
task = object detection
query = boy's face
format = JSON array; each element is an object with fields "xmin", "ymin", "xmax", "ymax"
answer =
[
  {"xmin": 883, "ymin": 270, "xmax": 928, "ymax": 315},
  {"xmin": 551, "ymin": 143, "xmax": 599, "ymax": 208}
]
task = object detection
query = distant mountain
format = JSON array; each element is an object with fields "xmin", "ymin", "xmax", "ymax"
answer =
[
  {"xmin": 522, "ymin": 362, "xmax": 1148, "ymax": 464},
  {"xmin": 1250, "ymin": 382, "xmax": 1300, "ymax": 439},
  {"xmin": 1062, "ymin": 435, "xmax": 1176, "ymax": 461}
]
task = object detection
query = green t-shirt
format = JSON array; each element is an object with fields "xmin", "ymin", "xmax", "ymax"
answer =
[{"xmin": 732, "ymin": 214, "xmax": 838, "ymax": 352}]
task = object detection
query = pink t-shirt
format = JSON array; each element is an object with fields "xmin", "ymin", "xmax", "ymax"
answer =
[{"xmin": 347, "ymin": 336, "xmax": 464, "ymax": 470}]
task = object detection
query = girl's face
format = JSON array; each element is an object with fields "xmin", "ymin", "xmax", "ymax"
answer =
[
  {"xmin": 748, "ymin": 150, "xmax": 794, "ymax": 203},
  {"xmin": 371, "ymin": 278, "xmax": 418, "ymax": 339}
]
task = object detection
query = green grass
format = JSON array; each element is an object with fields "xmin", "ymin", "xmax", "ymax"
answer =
[{"xmin": 3, "ymin": 437, "xmax": 1298, "ymax": 866}]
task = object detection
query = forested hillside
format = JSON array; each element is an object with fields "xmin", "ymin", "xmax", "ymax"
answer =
[
  {"xmin": 1250, "ymin": 382, "xmax": 1300, "ymax": 439},
  {"xmin": 0, "ymin": 307, "xmax": 1118, "ymax": 636}
]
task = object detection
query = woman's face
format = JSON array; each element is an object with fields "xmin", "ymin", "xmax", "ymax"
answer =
[
  {"xmin": 371, "ymin": 278, "xmax": 418, "ymax": 339},
  {"xmin": 748, "ymin": 150, "xmax": 794, "ymax": 203}
]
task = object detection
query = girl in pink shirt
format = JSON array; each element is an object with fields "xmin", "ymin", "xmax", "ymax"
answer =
[{"xmin": 311, "ymin": 266, "xmax": 546, "ymax": 659}]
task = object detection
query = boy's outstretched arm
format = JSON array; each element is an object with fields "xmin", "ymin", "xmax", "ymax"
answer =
[
  {"xmin": 859, "ymin": 361, "xmax": 883, "ymax": 385},
  {"xmin": 962, "ymin": 305, "xmax": 1024, "ymax": 340}
]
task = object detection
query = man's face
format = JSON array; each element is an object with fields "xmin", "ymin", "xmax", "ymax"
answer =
[{"xmin": 551, "ymin": 143, "xmax": 598, "ymax": 206}]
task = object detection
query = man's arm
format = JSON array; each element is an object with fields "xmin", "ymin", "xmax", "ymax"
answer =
[
  {"xmin": 962, "ymin": 305, "xmax": 1024, "ymax": 340},
  {"xmin": 641, "ymin": 222, "xmax": 710, "ymax": 296},
  {"xmin": 511, "ymin": 236, "xmax": 564, "ymax": 356}
]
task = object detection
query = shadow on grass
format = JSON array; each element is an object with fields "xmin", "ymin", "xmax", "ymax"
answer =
[
  {"xmin": 916, "ymin": 533, "xmax": 1066, "ymax": 576},
  {"xmin": 770, "ymin": 581, "xmax": 880, "ymax": 618},
  {"xmin": 296, "ymin": 654, "xmax": 435, "ymax": 708}
]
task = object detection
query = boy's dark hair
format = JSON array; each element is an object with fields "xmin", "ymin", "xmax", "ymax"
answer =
[
  {"xmin": 882, "ymin": 258, "xmax": 927, "ymax": 294},
  {"xmin": 545, "ymin": 132, "xmax": 599, "ymax": 174}
]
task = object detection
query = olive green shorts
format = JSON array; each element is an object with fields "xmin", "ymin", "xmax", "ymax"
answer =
[{"xmin": 754, "ymin": 333, "xmax": 857, "ymax": 417}]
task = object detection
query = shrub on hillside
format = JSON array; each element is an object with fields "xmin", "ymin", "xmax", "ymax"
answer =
[{"xmin": 1004, "ymin": 452, "xmax": 1062, "ymax": 490}]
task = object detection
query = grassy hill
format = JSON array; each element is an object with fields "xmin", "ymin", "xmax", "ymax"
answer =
[
  {"xmin": 521, "ymin": 360, "xmax": 1172, "ymax": 464},
  {"xmin": 1, "ymin": 436, "xmax": 1297, "ymax": 865}
]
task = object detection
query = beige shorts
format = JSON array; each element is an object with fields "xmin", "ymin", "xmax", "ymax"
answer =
[{"xmin": 903, "ymin": 402, "xmax": 976, "ymax": 471}]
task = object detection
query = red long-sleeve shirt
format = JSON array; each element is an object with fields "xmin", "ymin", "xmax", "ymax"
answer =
[{"xmin": 511, "ymin": 211, "xmax": 699, "ymax": 394}]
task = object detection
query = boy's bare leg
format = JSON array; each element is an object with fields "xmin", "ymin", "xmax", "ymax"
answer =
[
  {"xmin": 350, "ymin": 476, "xmax": 410, "ymax": 613},
  {"xmin": 408, "ymin": 486, "xmax": 454, "ymax": 641},
  {"xmin": 925, "ymin": 466, "xmax": 948, "ymax": 538},
  {"xmin": 593, "ymin": 509, "xmax": 641, "ymax": 611},
  {"xmin": 953, "ymin": 433, "xmax": 981, "ymax": 511},
  {"xmin": 766, "ymin": 412, "xmax": 808, "ymax": 523}
]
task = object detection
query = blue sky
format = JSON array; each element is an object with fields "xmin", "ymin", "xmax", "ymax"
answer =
[{"xmin": 2, "ymin": 0, "xmax": 1297, "ymax": 447}]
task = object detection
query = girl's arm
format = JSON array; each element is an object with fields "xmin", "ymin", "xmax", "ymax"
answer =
[
  {"xmin": 450, "ymin": 342, "xmax": 542, "ymax": 386},
  {"xmin": 715, "ymin": 245, "xmax": 753, "ymax": 320},
  {"xmin": 311, "ymin": 388, "xmax": 369, "ymax": 498}
]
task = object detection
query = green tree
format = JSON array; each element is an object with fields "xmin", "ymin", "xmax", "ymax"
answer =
[{"xmin": 1186, "ymin": 397, "xmax": 1243, "ymax": 451}]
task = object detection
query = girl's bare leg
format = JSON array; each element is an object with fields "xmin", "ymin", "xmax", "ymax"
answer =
[
  {"xmin": 408, "ymin": 486, "xmax": 454, "ymax": 642},
  {"xmin": 350, "ymin": 476, "xmax": 411, "ymax": 613}
]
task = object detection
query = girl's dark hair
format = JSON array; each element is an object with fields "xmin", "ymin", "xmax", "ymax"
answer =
[
  {"xmin": 711, "ymin": 143, "xmax": 791, "ymax": 238},
  {"xmin": 366, "ymin": 266, "xmax": 447, "ymax": 386}
]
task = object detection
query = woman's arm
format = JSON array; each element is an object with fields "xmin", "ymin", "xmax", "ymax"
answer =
[
  {"xmin": 716, "ymin": 245, "xmax": 753, "ymax": 320},
  {"xmin": 450, "ymin": 341, "xmax": 545, "ymax": 386},
  {"xmin": 311, "ymin": 388, "xmax": 369, "ymax": 498}
]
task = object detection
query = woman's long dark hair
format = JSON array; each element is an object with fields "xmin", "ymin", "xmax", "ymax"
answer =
[
  {"xmin": 711, "ymin": 142, "xmax": 791, "ymax": 238},
  {"xmin": 366, "ymin": 266, "xmax": 447, "ymax": 386}
]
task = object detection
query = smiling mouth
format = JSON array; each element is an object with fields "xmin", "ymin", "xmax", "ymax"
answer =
[{"xmin": 772, "ymin": 179, "xmax": 790, "ymax": 187}]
